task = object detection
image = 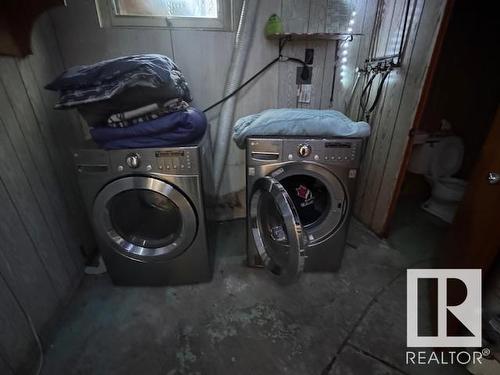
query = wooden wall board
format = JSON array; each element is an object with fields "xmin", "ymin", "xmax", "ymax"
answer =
[
  {"xmin": 326, "ymin": 0, "xmax": 355, "ymax": 33},
  {"xmin": 171, "ymin": 29, "xmax": 233, "ymax": 115},
  {"xmin": 352, "ymin": 0, "xmax": 446, "ymax": 234},
  {"xmin": 16, "ymin": 61, "xmax": 86, "ymax": 279},
  {"xmin": 371, "ymin": 0, "xmax": 445, "ymax": 233},
  {"xmin": 354, "ymin": 0, "xmax": 412, "ymax": 223},
  {"xmin": 0, "ymin": 118, "xmax": 71, "ymax": 300},
  {"xmin": 346, "ymin": 0, "xmax": 377, "ymax": 120},
  {"xmin": 225, "ymin": 0, "xmax": 282, "ymax": 196},
  {"xmin": 0, "ymin": 16, "xmax": 87, "ymax": 372},
  {"xmin": 319, "ymin": 39, "xmax": 336, "ymax": 109},
  {"xmin": 357, "ymin": 0, "xmax": 415, "ymax": 221},
  {"xmin": 0, "ymin": 179, "xmax": 59, "ymax": 331},
  {"xmin": 50, "ymin": 0, "xmax": 175, "ymax": 68},
  {"xmin": 49, "ymin": 0, "xmax": 371, "ymax": 200},
  {"xmin": 308, "ymin": 0, "xmax": 328, "ymax": 33},
  {"xmin": 0, "ymin": 355, "xmax": 13, "ymax": 375},
  {"xmin": 0, "ymin": 274, "xmax": 35, "ymax": 373},
  {"xmin": 346, "ymin": 0, "xmax": 380, "ymax": 218},
  {"xmin": 29, "ymin": 14, "xmax": 100, "ymax": 256},
  {"xmin": 282, "ymin": 0, "xmax": 311, "ymax": 33},
  {"xmin": 0, "ymin": 59, "xmax": 83, "ymax": 279},
  {"xmin": 277, "ymin": 39, "xmax": 331, "ymax": 110}
]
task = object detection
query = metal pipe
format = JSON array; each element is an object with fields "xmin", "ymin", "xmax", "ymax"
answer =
[{"xmin": 212, "ymin": 0, "xmax": 260, "ymax": 195}]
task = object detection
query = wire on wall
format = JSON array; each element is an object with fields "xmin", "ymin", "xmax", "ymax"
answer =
[
  {"xmin": 203, "ymin": 37, "xmax": 309, "ymax": 113},
  {"xmin": 351, "ymin": 0, "xmax": 416, "ymax": 122}
]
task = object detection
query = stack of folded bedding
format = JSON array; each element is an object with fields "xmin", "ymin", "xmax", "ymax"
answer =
[{"xmin": 46, "ymin": 54, "xmax": 206, "ymax": 149}]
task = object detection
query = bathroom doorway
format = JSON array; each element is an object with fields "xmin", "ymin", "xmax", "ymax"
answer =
[{"xmin": 384, "ymin": 0, "xmax": 500, "ymax": 274}]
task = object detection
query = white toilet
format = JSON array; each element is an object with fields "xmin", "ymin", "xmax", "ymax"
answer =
[{"xmin": 408, "ymin": 133, "xmax": 467, "ymax": 223}]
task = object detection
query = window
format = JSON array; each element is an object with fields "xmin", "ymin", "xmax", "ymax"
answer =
[{"xmin": 96, "ymin": 0, "xmax": 233, "ymax": 30}]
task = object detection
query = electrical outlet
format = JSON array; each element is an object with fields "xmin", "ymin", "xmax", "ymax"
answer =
[
  {"xmin": 296, "ymin": 67, "xmax": 312, "ymax": 84},
  {"xmin": 305, "ymin": 49, "xmax": 314, "ymax": 65}
]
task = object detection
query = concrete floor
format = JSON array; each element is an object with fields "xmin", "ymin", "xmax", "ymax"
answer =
[{"xmin": 41, "ymin": 208, "xmax": 469, "ymax": 375}]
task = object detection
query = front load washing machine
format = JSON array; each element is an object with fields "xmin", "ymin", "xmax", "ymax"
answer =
[
  {"xmin": 74, "ymin": 134, "xmax": 215, "ymax": 286},
  {"xmin": 246, "ymin": 137, "xmax": 363, "ymax": 282}
]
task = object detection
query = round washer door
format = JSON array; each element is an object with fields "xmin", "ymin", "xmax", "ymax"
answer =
[
  {"xmin": 250, "ymin": 176, "xmax": 307, "ymax": 283},
  {"xmin": 93, "ymin": 176, "xmax": 197, "ymax": 262}
]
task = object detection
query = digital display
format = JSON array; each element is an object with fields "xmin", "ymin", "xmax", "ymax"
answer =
[
  {"xmin": 155, "ymin": 151, "xmax": 185, "ymax": 157},
  {"xmin": 325, "ymin": 142, "xmax": 352, "ymax": 148}
]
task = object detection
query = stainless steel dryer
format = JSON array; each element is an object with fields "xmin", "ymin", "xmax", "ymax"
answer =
[
  {"xmin": 74, "ymin": 135, "xmax": 215, "ymax": 286},
  {"xmin": 246, "ymin": 137, "xmax": 363, "ymax": 282}
]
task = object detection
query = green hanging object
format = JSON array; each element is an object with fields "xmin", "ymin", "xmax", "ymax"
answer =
[{"xmin": 265, "ymin": 14, "xmax": 284, "ymax": 37}]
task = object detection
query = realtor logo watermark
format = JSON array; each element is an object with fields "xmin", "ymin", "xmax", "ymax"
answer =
[{"xmin": 406, "ymin": 269, "xmax": 483, "ymax": 366}]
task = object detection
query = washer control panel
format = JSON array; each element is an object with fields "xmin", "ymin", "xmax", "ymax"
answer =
[
  {"xmin": 74, "ymin": 147, "xmax": 199, "ymax": 175},
  {"xmin": 248, "ymin": 138, "xmax": 363, "ymax": 168},
  {"xmin": 101, "ymin": 148, "xmax": 198, "ymax": 174},
  {"xmin": 154, "ymin": 149, "xmax": 194, "ymax": 172}
]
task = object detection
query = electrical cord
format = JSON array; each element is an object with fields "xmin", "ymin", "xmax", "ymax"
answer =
[
  {"xmin": 358, "ymin": 64, "xmax": 392, "ymax": 121},
  {"xmin": 367, "ymin": 69, "xmax": 390, "ymax": 114},
  {"xmin": 0, "ymin": 272, "xmax": 44, "ymax": 375},
  {"xmin": 203, "ymin": 38, "xmax": 309, "ymax": 113},
  {"xmin": 359, "ymin": 70, "xmax": 377, "ymax": 115},
  {"xmin": 202, "ymin": 57, "xmax": 280, "ymax": 113}
]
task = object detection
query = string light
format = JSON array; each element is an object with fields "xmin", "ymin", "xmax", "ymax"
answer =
[{"xmin": 340, "ymin": 9, "xmax": 356, "ymax": 86}]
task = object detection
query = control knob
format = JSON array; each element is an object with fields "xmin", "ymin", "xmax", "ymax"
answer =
[
  {"xmin": 297, "ymin": 144, "xmax": 312, "ymax": 158},
  {"xmin": 126, "ymin": 153, "xmax": 141, "ymax": 169}
]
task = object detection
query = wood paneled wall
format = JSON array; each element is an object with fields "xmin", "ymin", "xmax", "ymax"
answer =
[
  {"xmin": 47, "ymin": 0, "xmax": 446, "ymax": 231},
  {"xmin": 49, "ymin": 0, "xmax": 365, "ymax": 203},
  {"xmin": 0, "ymin": 14, "xmax": 92, "ymax": 374},
  {"xmin": 348, "ymin": 0, "xmax": 446, "ymax": 234}
]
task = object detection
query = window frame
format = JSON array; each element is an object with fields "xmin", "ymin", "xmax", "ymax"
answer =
[{"xmin": 95, "ymin": 0, "xmax": 234, "ymax": 31}]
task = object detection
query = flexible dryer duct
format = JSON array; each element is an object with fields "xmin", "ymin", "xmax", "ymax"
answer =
[{"xmin": 213, "ymin": 0, "xmax": 260, "ymax": 194}]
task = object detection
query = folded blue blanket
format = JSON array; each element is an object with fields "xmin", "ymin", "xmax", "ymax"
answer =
[
  {"xmin": 46, "ymin": 54, "xmax": 191, "ymax": 108},
  {"xmin": 233, "ymin": 108, "xmax": 370, "ymax": 148},
  {"xmin": 90, "ymin": 107, "xmax": 206, "ymax": 150}
]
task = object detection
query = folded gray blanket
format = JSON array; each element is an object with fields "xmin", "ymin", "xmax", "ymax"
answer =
[{"xmin": 233, "ymin": 109, "xmax": 370, "ymax": 148}]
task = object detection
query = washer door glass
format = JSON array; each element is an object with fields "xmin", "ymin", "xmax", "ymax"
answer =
[
  {"xmin": 280, "ymin": 174, "xmax": 330, "ymax": 227},
  {"xmin": 108, "ymin": 190, "xmax": 181, "ymax": 248},
  {"xmin": 250, "ymin": 176, "xmax": 307, "ymax": 283},
  {"xmin": 93, "ymin": 176, "xmax": 197, "ymax": 261},
  {"xmin": 271, "ymin": 163, "xmax": 348, "ymax": 243}
]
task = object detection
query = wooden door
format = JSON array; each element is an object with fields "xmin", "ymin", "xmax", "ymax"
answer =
[
  {"xmin": 432, "ymin": 106, "xmax": 500, "ymax": 338},
  {"xmin": 440, "ymin": 106, "xmax": 500, "ymax": 273}
]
